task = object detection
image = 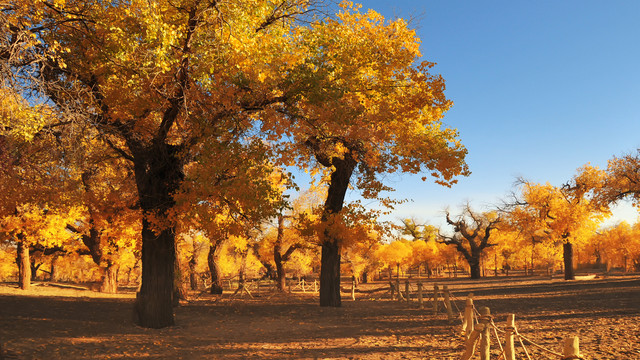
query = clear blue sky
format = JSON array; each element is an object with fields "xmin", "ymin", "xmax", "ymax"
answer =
[{"xmin": 300, "ymin": 1, "xmax": 640, "ymax": 229}]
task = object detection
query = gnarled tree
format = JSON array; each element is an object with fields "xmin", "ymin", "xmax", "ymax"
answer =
[{"xmin": 439, "ymin": 206, "xmax": 500, "ymax": 279}]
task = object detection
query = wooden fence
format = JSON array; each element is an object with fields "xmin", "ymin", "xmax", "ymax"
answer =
[
  {"xmin": 220, "ymin": 277, "xmax": 585, "ymax": 359},
  {"xmin": 379, "ymin": 278, "xmax": 585, "ymax": 360}
]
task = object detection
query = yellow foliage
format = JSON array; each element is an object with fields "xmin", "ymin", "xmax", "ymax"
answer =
[{"xmin": 0, "ymin": 244, "xmax": 17, "ymax": 281}]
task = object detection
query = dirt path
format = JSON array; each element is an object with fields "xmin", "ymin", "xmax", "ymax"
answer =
[{"xmin": 0, "ymin": 275, "xmax": 638, "ymax": 359}]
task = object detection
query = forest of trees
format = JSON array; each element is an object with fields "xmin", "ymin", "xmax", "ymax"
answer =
[{"xmin": 1, "ymin": 0, "xmax": 640, "ymax": 329}]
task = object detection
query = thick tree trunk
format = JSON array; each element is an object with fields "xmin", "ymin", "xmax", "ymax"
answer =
[
  {"xmin": 100, "ymin": 262, "xmax": 119, "ymax": 294},
  {"xmin": 133, "ymin": 220, "xmax": 176, "ymax": 328},
  {"xmin": 469, "ymin": 261, "xmax": 481, "ymax": 279},
  {"xmin": 468, "ymin": 253, "xmax": 482, "ymax": 280},
  {"xmin": 130, "ymin": 144, "xmax": 183, "ymax": 328},
  {"xmin": 16, "ymin": 239, "xmax": 30, "ymax": 290},
  {"xmin": 207, "ymin": 242, "xmax": 224, "ymax": 294},
  {"xmin": 563, "ymin": 242, "xmax": 575, "ymax": 280},
  {"xmin": 319, "ymin": 241, "xmax": 341, "ymax": 307}
]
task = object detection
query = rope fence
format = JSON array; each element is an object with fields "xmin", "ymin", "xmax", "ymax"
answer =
[
  {"xmin": 385, "ymin": 279, "xmax": 586, "ymax": 360},
  {"xmin": 206, "ymin": 276, "xmax": 585, "ymax": 358}
]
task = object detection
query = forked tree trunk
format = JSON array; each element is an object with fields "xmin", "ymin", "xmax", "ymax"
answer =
[
  {"xmin": 563, "ymin": 242, "xmax": 575, "ymax": 280},
  {"xmin": 30, "ymin": 260, "xmax": 41, "ymax": 281},
  {"xmin": 207, "ymin": 242, "xmax": 224, "ymax": 295},
  {"xmin": 16, "ymin": 238, "xmax": 30, "ymax": 290}
]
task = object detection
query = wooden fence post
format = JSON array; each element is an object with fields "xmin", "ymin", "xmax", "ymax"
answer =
[
  {"xmin": 396, "ymin": 277, "xmax": 402, "ymax": 301},
  {"xmin": 563, "ymin": 336, "xmax": 582, "ymax": 359},
  {"xmin": 417, "ymin": 281, "xmax": 424, "ymax": 309},
  {"xmin": 462, "ymin": 294, "xmax": 474, "ymax": 339},
  {"xmin": 405, "ymin": 280, "xmax": 410, "ymax": 302},
  {"xmin": 461, "ymin": 319, "xmax": 483, "ymax": 360},
  {"xmin": 504, "ymin": 314, "xmax": 516, "ymax": 360},
  {"xmin": 432, "ymin": 284, "xmax": 439, "ymax": 314},
  {"xmin": 443, "ymin": 285, "xmax": 454, "ymax": 321},
  {"xmin": 478, "ymin": 307, "xmax": 491, "ymax": 360}
]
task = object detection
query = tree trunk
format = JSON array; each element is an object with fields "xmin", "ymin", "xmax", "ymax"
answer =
[
  {"xmin": 274, "ymin": 215, "xmax": 287, "ymax": 291},
  {"xmin": 50, "ymin": 255, "xmax": 59, "ymax": 282},
  {"xmin": 16, "ymin": 239, "xmax": 31, "ymax": 290},
  {"xmin": 207, "ymin": 242, "xmax": 224, "ymax": 294},
  {"xmin": 468, "ymin": 252, "xmax": 482, "ymax": 280},
  {"xmin": 133, "ymin": 220, "xmax": 176, "ymax": 328},
  {"xmin": 275, "ymin": 251, "xmax": 286, "ymax": 292},
  {"xmin": 453, "ymin": 258, "xmax": 458, "ymax": 278},
  {"xmin": 29, "ymin": 260, "xmax": 41, "ymax": 281},
  {"xmin": 130, "ymin": 144, "xmax": 183, "ymax": 328},
  {"xmin": 319, "ymin": 241, "xmax": 341, "ymax": 307},
  {"xmin": 188, "ymin": 255, "xmax": 199, "ymax": 290},
  {"xmin": 563, "ymin": 242, "xmax": 575, "ymax": 280},
  {"xmin": 530, "ymin": 244, "xmax": 535, "ymax": 276},
  {"xmin": 469, "ymin": 261, "xmax": 481, "ymax": 279},
  {"xmin": 173, "ymin": 256, "xmax": 187, "ymax": 307},
  {"xmin": 235, "ymin": 254, "xmax": 247, "ymax": 295},
  {"xmin": 100, "ymin": 261, "xmax": 119, "ymax": 294},
  {"xmin": 260, "ymin": 262, "xmax": 277, "ymax": 280},
  {"xmin": 317, "ymin": 151, "xmax": 356, "ymax": 307}
]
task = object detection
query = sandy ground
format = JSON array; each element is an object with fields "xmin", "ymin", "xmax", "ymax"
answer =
[{"xmin": 0, "ymin": 274, "xmax": 638, "ymax": 359}]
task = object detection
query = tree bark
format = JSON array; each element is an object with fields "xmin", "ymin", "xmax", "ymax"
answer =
[
  {"xmin": 50, "ymin": 255, "xmax": 59, "ymax": 282},
  {"xmin": 188, "ymin": 255, "xmax": 199, "ymax": 290},
  {"xmin": 130, "ymin": 144, "xmax": 183, "ymax": 328},
  {"xmin": 320, "ymin": 241, "xmax": 341, "ymax": 307},
  {"xmin": 207, "ymin": 242, "xmax": 224, "ymax": 294},
  {"xmin": 274, "ymin": 215, "xmax": 287, "ymax": 291},
  {"xmin": 173, "ymin": 256, "xmax": 187, "ymax": 307},
  {"xmin": 16, "ymin": 238, "xmax": 31, "ymax": 290},
  {"xmin": 100, "ymin": 261, "xmax": 119, "ymax": 294},
  {"xmin": 29, "ymin": 260, "xmax": 41, "ymax": 281},
  {"xmin": 563, "ymin": 242, "xmax": 575, "ymax": 280},
  {"xmin": 317, "ymin": 151, "xmax": 357, "ymax": 307},
  {"xmin": 133, "ymin": 220, "xmax": 176, "ymax": 328},
  {"xmin": 469, "ymin": 257, "xmax": 482, "ymax": 279},
  {"xmin": 274, "ymin": 249, "xmax": 286, "ymax": 291}
]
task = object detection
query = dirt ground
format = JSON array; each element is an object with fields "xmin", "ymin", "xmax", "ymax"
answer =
[{"xmin": 0, "ymin": 274, "xmax": 638, "ymax": 359}]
